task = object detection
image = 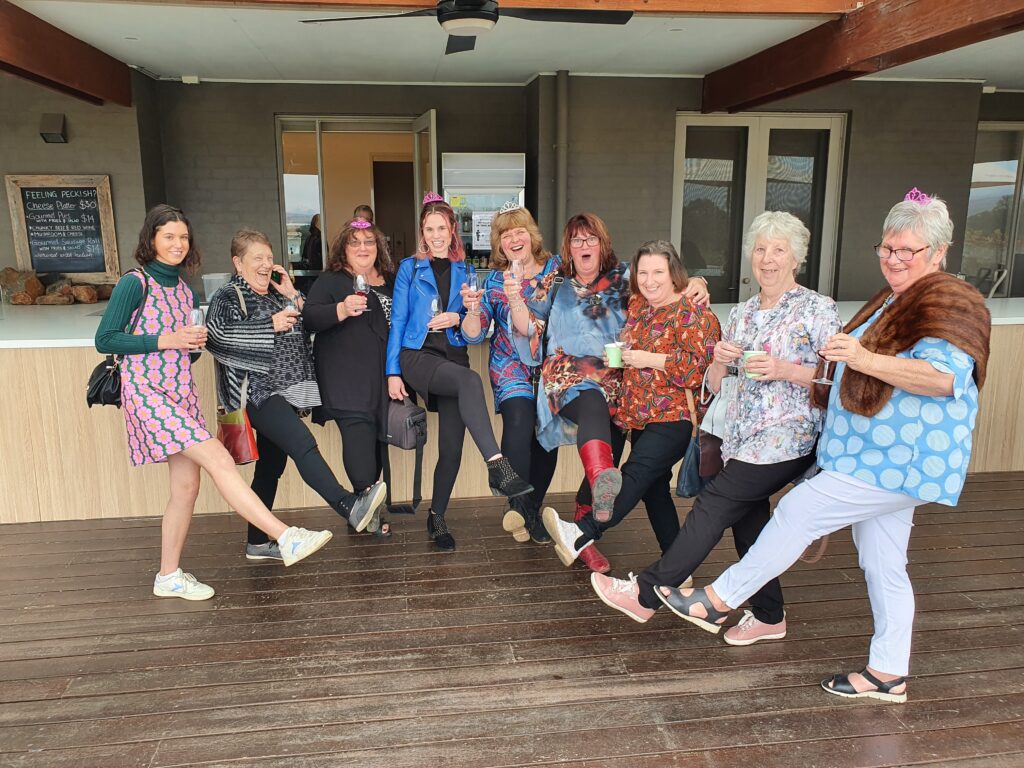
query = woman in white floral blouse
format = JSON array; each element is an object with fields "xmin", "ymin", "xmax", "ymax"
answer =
[{"xmin": 591, "ymin": 211, "xmax": 840, "ymax": 647}]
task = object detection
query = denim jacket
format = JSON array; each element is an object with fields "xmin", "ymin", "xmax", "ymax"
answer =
[{"xmin": 385, "ymin": 255, "xmax": 469, "ymax": 376}]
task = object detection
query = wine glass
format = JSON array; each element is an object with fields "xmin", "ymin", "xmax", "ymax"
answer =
[
  {"xmin": 428, "ymin": 295, "xmax": 443, "ymax": 333},
  {"xmin": 812, "ymin": 350, "xmax": 836, "ymax": 386},
  {"xmin": 510, "ymin": 258, "xmax": 523, "ymax": 280},
  {"xmin": 188, "ymin": 307, "xmax": 205, "ymax": 328},
  {"xmin": 466, "ymin": 267, "xmax": 479, "ymax": 292},
  {"xmin": 354, "ymin": 273, "xmax": 371, "ymax": 312},
  {"xmin": 284, "ymin": 298, "xmax": 301, "ymax": 334}
]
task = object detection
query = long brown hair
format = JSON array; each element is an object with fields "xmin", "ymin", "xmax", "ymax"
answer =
[
  {"xmin": 327, "ymin": 220, "xmax": 395, "ymax": 278},
  {"xmin": 134, "ymin": 204, "xmax": 202, "ymax": 273},
  {"xmin": 417, "ymin": 201, "xmax": 465, "ymax": 262},
  {"xmin": 489, "ymin": 207, "xmax": 549, "ymax": 271},
  {"xmin": 559, "ymin": 212, "xmax": 616, "ymax": 278}
]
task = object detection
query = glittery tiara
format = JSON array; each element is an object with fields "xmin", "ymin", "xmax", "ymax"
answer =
[
  {"xmin": 351, "ymin": 219, "xmax": 372, "ymax": 229},
  {"xmin": 904, "ymin": 188, "xmax": 932, "ymax": 205},
  {"xmin": 498, "ymin": 200, "xmax": 522, "ymax": 214},
  {"xmin": 422, "ymin": 191, "xmax": 445, "ymax": 206}
]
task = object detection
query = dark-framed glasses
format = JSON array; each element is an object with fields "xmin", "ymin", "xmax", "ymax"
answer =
[
  {"xmin": 875, "ymin": 243, "xmax": 928, "ymax": 262},
  {"xmin": 570, "ymin": 235, "xmax": 599, "ymax": 248}
]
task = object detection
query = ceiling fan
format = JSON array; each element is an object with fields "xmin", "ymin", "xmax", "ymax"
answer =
[{"xmin": 301, "ymin": 1, "xmax": 633, "ymax": 55}]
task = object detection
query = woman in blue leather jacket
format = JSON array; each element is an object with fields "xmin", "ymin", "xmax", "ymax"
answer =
[{"xmin": 386, "ymin": 193, "xmax": 532, "ymax": 551}]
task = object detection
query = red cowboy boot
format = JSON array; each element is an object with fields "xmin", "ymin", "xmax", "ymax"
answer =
[
  {"xmin": 578, "ymin": 439, "xmax": 622, "ymax": 523},
  {"xmin": 574, "ymin": 503, "xmax": 610, "ymax": 574}
]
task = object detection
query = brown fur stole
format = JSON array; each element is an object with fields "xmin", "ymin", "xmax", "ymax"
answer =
[{"xmin": 811, "ymin": 272, "xmax": 990, "ymax": 416}]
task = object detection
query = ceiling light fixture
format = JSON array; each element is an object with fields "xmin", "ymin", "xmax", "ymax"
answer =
[{"xmin": 438, "ymin": 1, "xmax": 497, "ymax": 36}]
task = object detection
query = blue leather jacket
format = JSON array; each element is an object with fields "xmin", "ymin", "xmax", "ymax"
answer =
[{"xmin": 385, "ymin": 255, "xmax": 469, "ymax": 376}]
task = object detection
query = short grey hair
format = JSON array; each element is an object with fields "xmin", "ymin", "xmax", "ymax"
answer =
[
  {"xmin": 742, "ymin": 211, "xmax": 810, "ymax": 272},
  {"xmin": 881, "ymin": 194, "xmax": 953, "ymax": 269}
]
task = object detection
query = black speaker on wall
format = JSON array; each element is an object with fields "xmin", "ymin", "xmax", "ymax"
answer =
[{"xmin": 40, "ymin": 113, "xmax": 67, "ymax": 143}]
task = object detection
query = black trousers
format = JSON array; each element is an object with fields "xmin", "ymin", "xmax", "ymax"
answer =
[
  {"xmin": 576, "ymin": 420, "xmax": 692, "ymax": 555},
  {"xmin": 427, "ymin": 361, "xmax": 501, "ymax": 515},
  {"xmin": 636, "ymin": 452, "xmax": 816, "ymax": 622},
  {"xmin": 499, "ymin": 397, "xmax": 559, "ymax": 510},
  {"xmin": 333, "ymin": 413, "xmax": 386, "ymax": 494},
  {"xmin": 245, "ymin": 395, "xmax": 352, "ymax": 545}
]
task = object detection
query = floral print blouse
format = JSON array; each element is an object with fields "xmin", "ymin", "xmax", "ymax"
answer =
[
  {"xmin": 462, "ymin": 255, "xmax": 560, "ymax": 411},
  {"xmin": 616, "ymin": 294, "xmax": 721, "ymax": 431},
  {"xmin": 513, "ymin": 261, "xmax": 630, "ymax": 451},
  {"xmin": 720, "ymin": 284, "xmax": 840, "ymax": 464}
]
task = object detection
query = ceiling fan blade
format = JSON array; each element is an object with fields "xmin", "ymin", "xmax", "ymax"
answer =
[
  {"xmin": 300, "ymin": 9, "xmax": 435, "ymax": 24},
  {"xmin": 501, "ymin": 8, "xmax": 632, "ymax": 24},
  {"xmin": 445, "ymin": 35, "xmax": 477, "ymax": 55}
]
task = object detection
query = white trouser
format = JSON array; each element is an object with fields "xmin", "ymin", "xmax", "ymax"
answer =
[{"xmin": 711, "ymin": 470, "xmax": 921, "ymax": 676}]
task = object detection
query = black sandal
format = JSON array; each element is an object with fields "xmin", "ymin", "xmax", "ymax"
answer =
[
  {"xmin": 654, "ymin": 585, "xmax": 731, "ymax": 634},
  {"xmin": 821, "ymin": 668, "xmax": 907, "ymax": 703}
]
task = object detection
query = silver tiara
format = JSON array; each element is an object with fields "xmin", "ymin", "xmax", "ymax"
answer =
[{"xmin": 498, "ymin": 199, "xmax": 522, "ymax": 214}]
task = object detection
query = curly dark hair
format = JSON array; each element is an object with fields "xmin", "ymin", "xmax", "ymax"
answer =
[
  {"xmin": 559, "ymin": 212, "xmax": 617, "ymax": 279},
  {"xmin": 133, "ymin": 204, "xmax": 201, "ymax": 273},
  {"xmin": 327, "ymin": 220, "xmax": 395, "ymax": 278}
]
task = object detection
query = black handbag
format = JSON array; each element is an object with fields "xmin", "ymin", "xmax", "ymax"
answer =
[
  {"xmin": 86, "ymin": 270, "xmax": 149, "ymax": 408},
  {"xmin": 382, "ymin": 397, "xmax": 428, "ymax": 513}
]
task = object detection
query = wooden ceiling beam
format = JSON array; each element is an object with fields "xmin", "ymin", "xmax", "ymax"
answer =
[
  {"xmin": 181, "ymin": 0, "xmax": 862, "ymax": 15},
  {"xmin": 702, "ymin": 0, "xmax": 1024, "ymax": 114},
  {"xmin": 0, "ymin": 0, "xmax": 131, "ymax": 107}
]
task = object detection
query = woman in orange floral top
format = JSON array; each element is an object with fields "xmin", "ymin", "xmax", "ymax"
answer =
[{"xmin": 544, "ymin": 240, "xmax": 720, "ymax": 566}]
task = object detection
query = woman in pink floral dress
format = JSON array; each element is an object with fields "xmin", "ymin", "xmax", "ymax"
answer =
[{"xmin": 96, "ymin": 205, "xmax": 333, "ymax": 601}]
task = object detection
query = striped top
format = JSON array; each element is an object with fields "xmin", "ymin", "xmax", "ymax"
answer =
[{"xmin": 206, "ymin": 276, "xmax": 321, "ymax": 411}]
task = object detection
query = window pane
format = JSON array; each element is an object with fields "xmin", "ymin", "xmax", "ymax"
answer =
[
  {"xmin": 680, "ymin": 126, "xmax": 748, "ymax": 302},
  {"xmin": 280, "ymin": 130, "xmax": 320, "ymax": 266},
  {"xmin": 964, "ymin": 129, "xmax": 1022, "ymax": 297},
  {"xmin": 765, "ymin": 128, "xmax": 830, "ymax": 289}
]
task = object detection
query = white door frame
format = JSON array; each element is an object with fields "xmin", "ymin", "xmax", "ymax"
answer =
[{"xmin": 670, "ymin": 111, "xmax": 846, "ymax": 301}]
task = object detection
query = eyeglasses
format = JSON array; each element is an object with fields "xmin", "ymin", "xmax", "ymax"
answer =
[
  {"xmin": 570, "ymin": 235, "xmax": 599, "ymax": 248},
  {"xmin": 875, "ymin": 243, "xmax": 928, "ymax": 262},
  {"xmin": 350, "ymin": 239, "xmax": 377, "ymax": 249}
]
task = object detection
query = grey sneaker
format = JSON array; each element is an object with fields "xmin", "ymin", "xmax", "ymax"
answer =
[
  {"xmin": 346, "ymin": 481, "xmax": 388, "ymax": 533},
  {"xmin": 245, "ymin": 541, "xmax": 283, "ymax": 562}
]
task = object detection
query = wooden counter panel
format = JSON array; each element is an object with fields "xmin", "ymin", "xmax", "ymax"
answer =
[
  {"xmin": 2, "ymin": 327, "xmax": 1019, "ymax": 524},
  {"xmin": 0, "ymin": 345, "xmax": 586, "ymax": 522}
]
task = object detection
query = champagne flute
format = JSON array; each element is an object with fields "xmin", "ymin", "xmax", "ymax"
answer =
[
  {"xmin": 466, "ymin": 266, "xmax": 479, "ymax": 292},
  {"xmin": 510, "ymin": 257, "xmax": 523, "ymax": 281},
  {"xmin": 428, "ymin": 295, "xmax": 443, "ymax": 333},
  {"xmin": 354, "ymin": 273, "xmax": 371, "ymax": 312}
]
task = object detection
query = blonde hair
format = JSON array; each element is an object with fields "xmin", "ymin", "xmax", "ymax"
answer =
[{"xmin": 489, "ymin": 208, "xmax": 549, "ymax": 271}]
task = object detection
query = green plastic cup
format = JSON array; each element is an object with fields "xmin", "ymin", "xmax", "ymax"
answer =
[
  {"xmin": 605, "ymin": 342, "xmax": 623, "ymax": 368},
  {"xmin": 743, "ymin": 350, "xmax": 767, "ymax": 379}
]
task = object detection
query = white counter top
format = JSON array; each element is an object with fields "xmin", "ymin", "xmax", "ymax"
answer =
[{"xmin": 2, "ymin": 297, "xmax": 1023, "ymax": 350}]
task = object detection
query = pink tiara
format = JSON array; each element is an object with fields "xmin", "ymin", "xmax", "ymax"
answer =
[
  {"xmin": 351, "ymin": 219, "xmax": 372, "ymax": 229},
  {"xmin": 904, "ymin": 188, "xmax": 931, "ymax": 205},
  {"xmin": 422, "ymin": 192, "xmax": 445, "ymax": 206}
]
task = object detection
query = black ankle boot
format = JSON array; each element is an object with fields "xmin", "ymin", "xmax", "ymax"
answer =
[
  {"xmin": 427, "ymin": 510, "xmax": 456, "ymax": 552},
  {"xmin": 486, "ymin": 456, "xmax": 534, "ymax": 499},
  {"xmin": 526, "ymin": 502, "xmax": 551, "ymax": 545}
]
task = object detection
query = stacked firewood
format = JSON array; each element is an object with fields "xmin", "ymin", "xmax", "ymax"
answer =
[{"xmin": 0, "ymin": 268, "xmax": 114, "ymax": 305}]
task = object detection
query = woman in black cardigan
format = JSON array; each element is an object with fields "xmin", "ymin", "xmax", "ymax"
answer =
[{"xmin": 304, "ymin": 219, "xmax": 397, "ymax": 536}]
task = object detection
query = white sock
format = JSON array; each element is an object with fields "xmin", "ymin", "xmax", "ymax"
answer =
[{"xmin": 155, "ymin": 569, "xmax": 181, "ymax": 582}]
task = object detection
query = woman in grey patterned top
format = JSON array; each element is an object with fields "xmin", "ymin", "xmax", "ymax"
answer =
[{"xmin": 207, "ymin": 230, "xmax": 388, "ymax": 561}]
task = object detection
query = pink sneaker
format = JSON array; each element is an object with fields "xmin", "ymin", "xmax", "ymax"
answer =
[
  {"xmin": 723, "ymin": 610, "xmax": 787, "ymax": 646},
  {"xmin": 591, "ymin": 572, "xmax": 656, "ymax": 623}
]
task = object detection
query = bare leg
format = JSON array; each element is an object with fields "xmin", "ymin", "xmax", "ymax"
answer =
[
  {"xmin": 181, "ymin": 439, "xmax": 288, "ymax": 541},
  {"xmin": 160, "ymin": 452, "xmax": 202, "ymax": 575}
]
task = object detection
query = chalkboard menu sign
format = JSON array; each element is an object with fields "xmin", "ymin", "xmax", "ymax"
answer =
[{"xmin": 5, "ymin": 174, "xmax": 119, "ymax": 281}]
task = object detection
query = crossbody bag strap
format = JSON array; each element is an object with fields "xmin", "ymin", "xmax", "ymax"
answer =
[
  {"xmin": 232, "ymin": 283, "xmax": 250, "ymax": 411},
  {"xmin": 683, "ymin": 388, "xmax": 700, "ymax": 438},
  {"xmin": 114, "ymin": 269, "xmax": 150, "ymax": 365}
]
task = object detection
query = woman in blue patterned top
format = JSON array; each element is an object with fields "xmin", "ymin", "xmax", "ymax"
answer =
[
  {"xmin": 462, "ymin": 206, "xmax": 560, "ymax": 546},
  {"xmin": 651, "ymin": 190, "xmax": 991, "ymax": 704}
]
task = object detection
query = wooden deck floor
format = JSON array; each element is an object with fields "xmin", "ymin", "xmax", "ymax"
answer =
[{"xmin": 1, "ymin": 473, "xmax": 1022, "ymax": 767}]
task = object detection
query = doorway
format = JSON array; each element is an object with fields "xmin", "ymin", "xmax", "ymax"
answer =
[{"xmin": 670, "ymin": 113, "xmax": 845, "ymax": 302}]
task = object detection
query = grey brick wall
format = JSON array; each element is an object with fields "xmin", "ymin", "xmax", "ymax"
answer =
[{"xmin": 0, "ymin": 72, "xmax": 147, "ymax": 274}]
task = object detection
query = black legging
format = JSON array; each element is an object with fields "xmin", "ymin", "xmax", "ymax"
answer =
[
  {"xmin": 427, "ymin": 361, "xmax": 501, "ymax": 515},
  {"xmin": 499, "ymin": 397, "xmax": 559, "ymax": 510},
  {"xmin": 334, "ymin": 413, "xmax": 387, "ymax": 494},
  {"xmin": 246, "ymin": 394, "xmax": 351, "ymax": 545}
]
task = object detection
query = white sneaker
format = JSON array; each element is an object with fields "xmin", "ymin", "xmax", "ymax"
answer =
[
  {"xmin": 279, "ymin": 527, "xmax": 333, "ymax": 567},
  {"xmin": 153, "ymin": 569, "xmax": 215, "ymax": 601},
  {"xmin": 542, "ymin": 507, "xmax": 593, "ymax": 567}
]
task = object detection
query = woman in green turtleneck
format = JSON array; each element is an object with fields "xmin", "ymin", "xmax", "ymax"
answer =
[{"xmin": 95, "ymin": 204, "xmax": 333, "ymax": 601}]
